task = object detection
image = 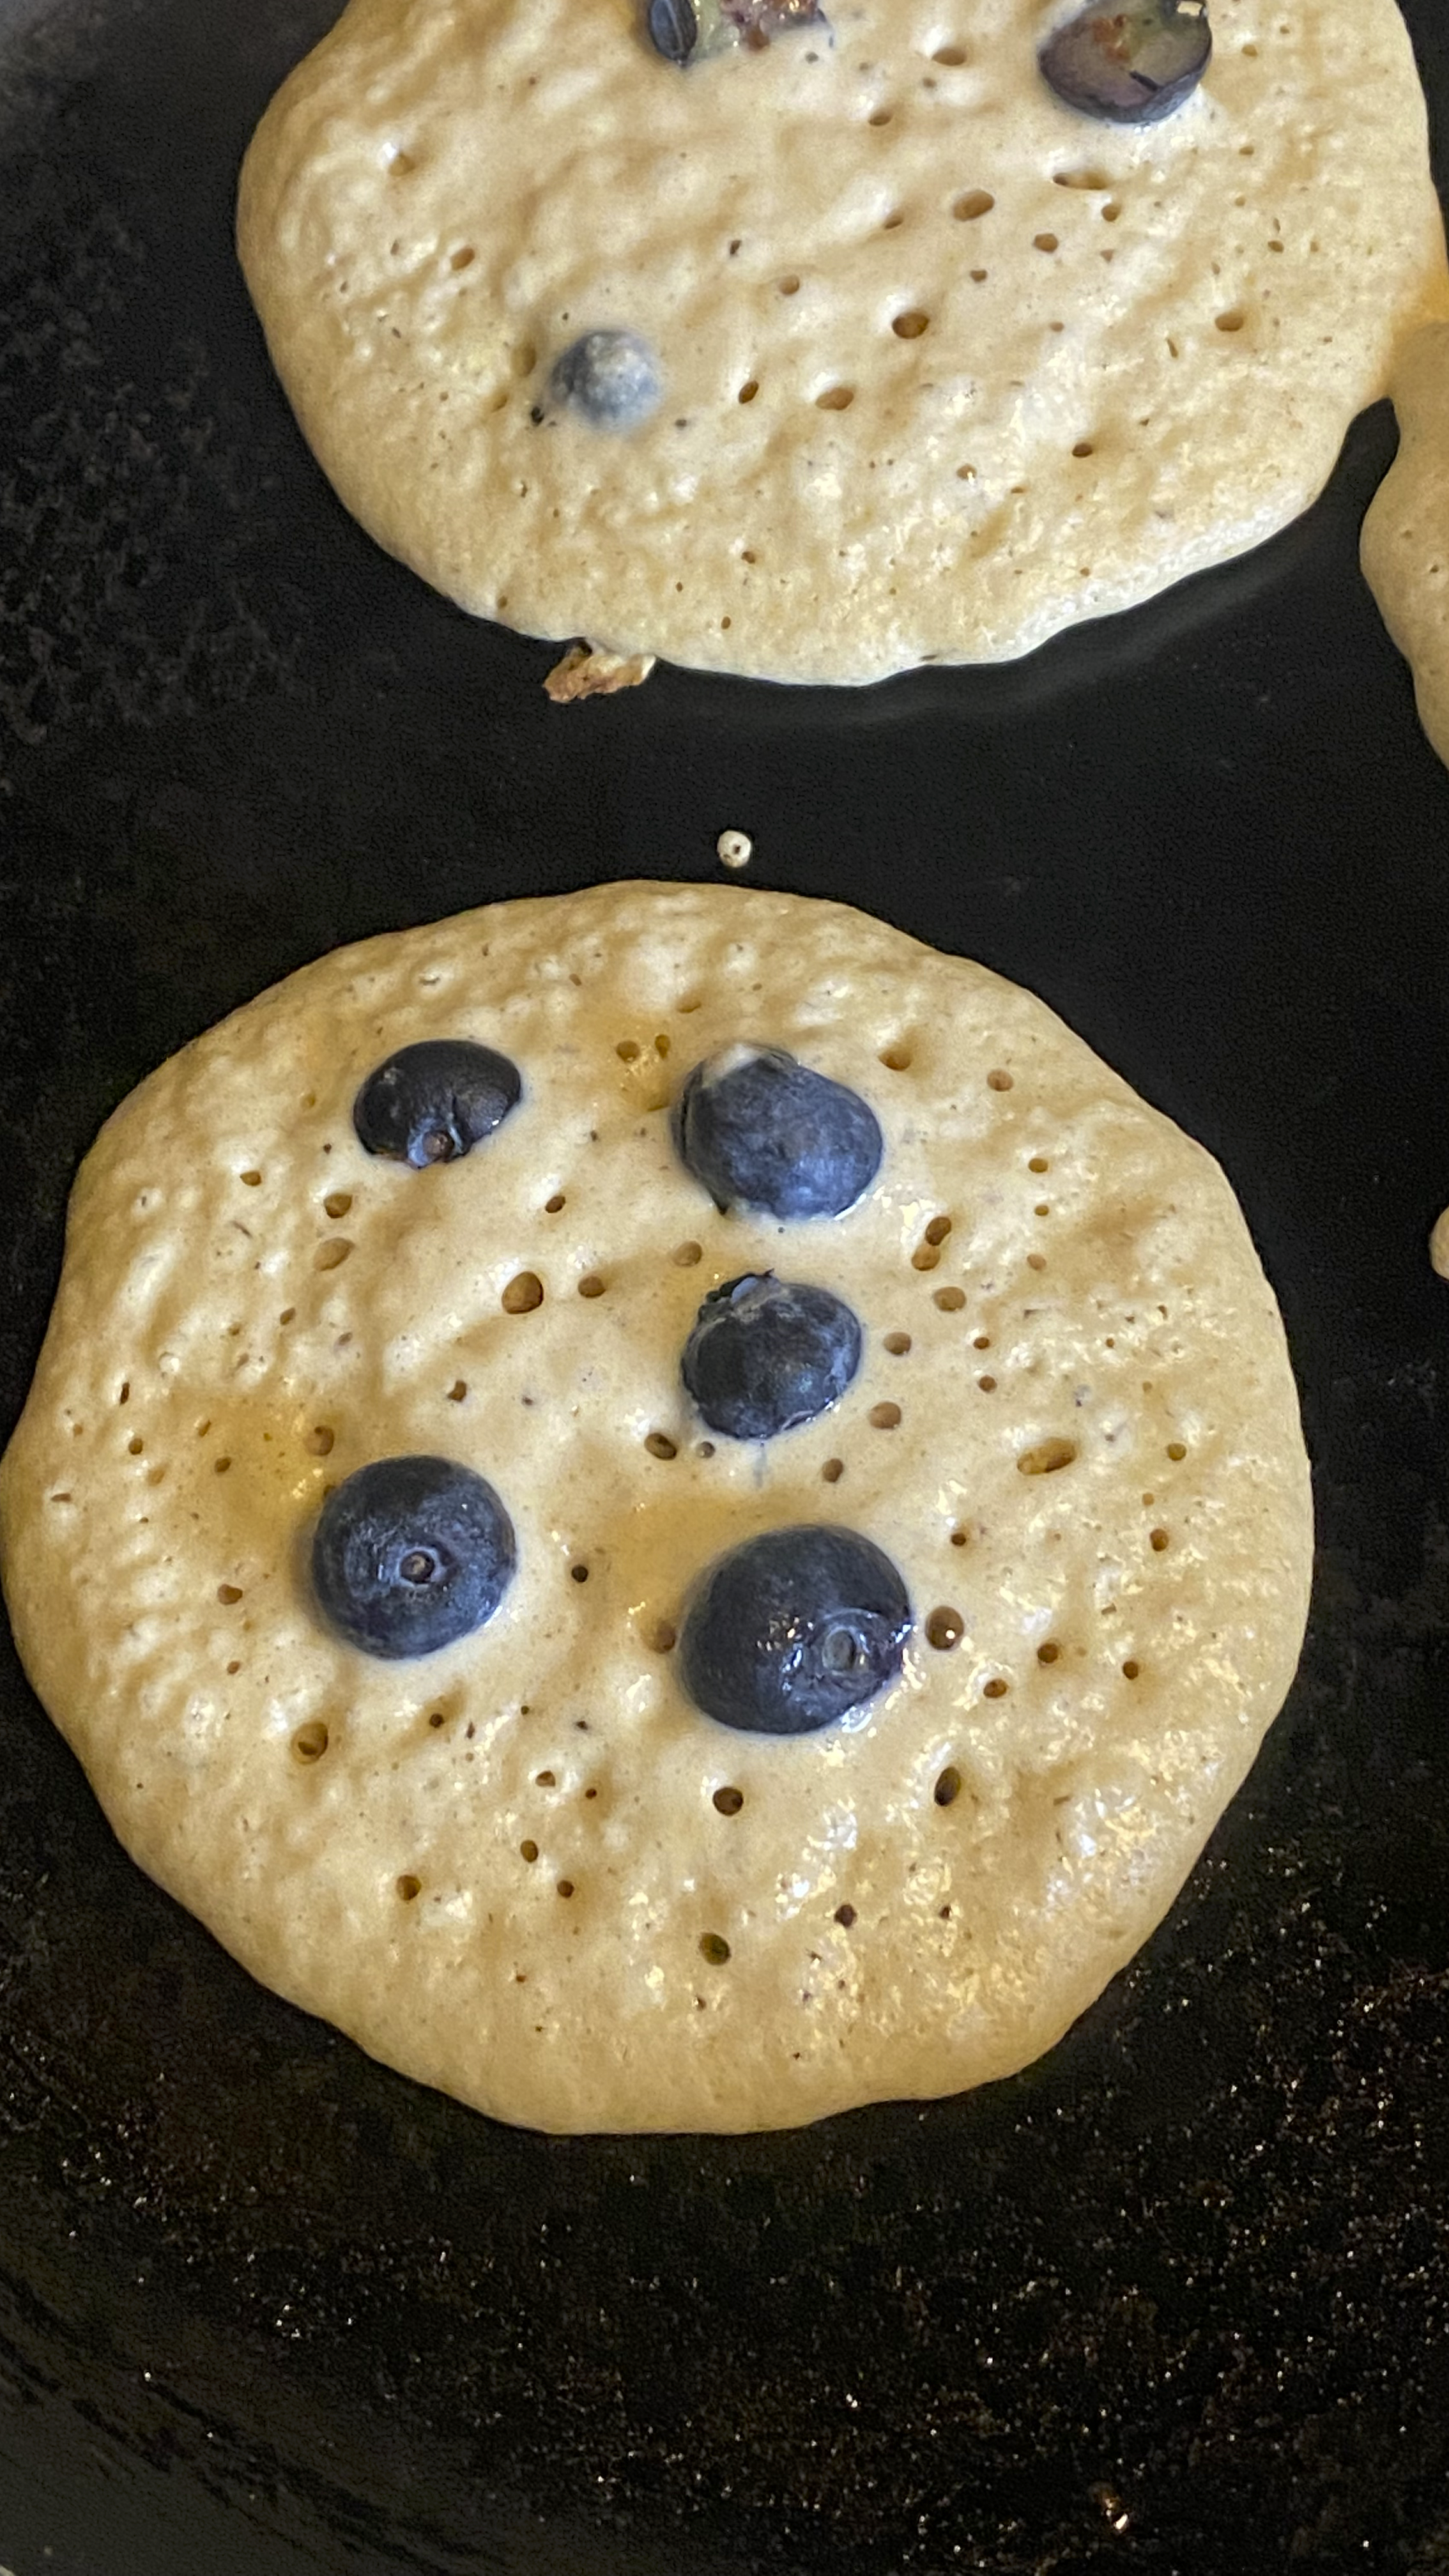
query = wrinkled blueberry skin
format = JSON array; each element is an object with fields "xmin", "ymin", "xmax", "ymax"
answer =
[
  {"xmin": 680, "ymin": 1524, "xmax": 912, "ymax": 1735},
  {"xmin": 682, "ymin": 1272, "xmax": 862, "ymax": 1440},
  {"xmin": 548, "ymin": 330, "xmax": 662, "ymax": 430},
  {"xmin": 1039, "ymin": 0, "xmax": 1211, "ymax": 124},
  {"xmin": 353, "ymin": 1039, "xmax": 521, "ymax": 1169},
  {"xmin": 312, "ymin": 1455, "xmax": 516, "ymax": 1660},
  {"xmin": 673, "ymin": 1046, "xmax": 882, "ymax": 1219},
  {"xmin": 648, "ymin": 0, "xmax": 697, "ymax": 59}
]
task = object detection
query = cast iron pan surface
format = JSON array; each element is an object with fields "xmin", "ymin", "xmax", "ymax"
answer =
[{"xmin": 1, "ymin": 4, "xmax": 1448, "ymax": 2569}]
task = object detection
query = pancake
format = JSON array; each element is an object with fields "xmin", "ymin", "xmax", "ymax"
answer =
[
  {"xmin": 237, "ymin": 0, "xmax": 1448, "ymax": 684},
  {"xmin": 1361, "ymin": 323, "xmax": 1449, "ymax": 776},
  {"xmin": 0, "ymin": 882, "xmax": 1313, "ymax": 2132}
]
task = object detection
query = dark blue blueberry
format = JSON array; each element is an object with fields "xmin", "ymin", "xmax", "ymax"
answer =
[
  {"xmin": 353, "ymin": 1039, "xmax": 520, "ymax": 1169},
  {"xmin": 548, "ymin": 330, "xmax": 662, "ymax": 430},
  {"xmin": 682, "ymin": 1272, "xmax": 861, "ymax": 1439},
  {"xmin": 312, "ymin": 1455, "xmax": 516, "ymax": 1660},
  {"xmin": 680, "ymin": 1524, "xmax": 911, "ymax": 1735},
  {"xmin": 1039, "ymin": 1, "xmax": 1210, "ymax": 123},
  {"xmin": 647, "ymin": 0, "xmax": 698, "ymax": 61},
  {"xmin": 673, "ymin": 1046, "xmax": 882, "ymax": 1220}
]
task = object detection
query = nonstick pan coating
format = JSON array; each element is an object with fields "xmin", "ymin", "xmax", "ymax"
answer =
[{"xmin": 1, "ymin": 4, "xmax": 1448, "ymax": 2570}]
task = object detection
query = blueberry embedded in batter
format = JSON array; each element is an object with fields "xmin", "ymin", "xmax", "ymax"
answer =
[
  {"xmin": 645, "ymin": 0, "xmax": 829, "ymax": 70},
  {"xmin": 681, "ymin": 1273, "xmax": 862, "ymax": 1439},
  {"xmin": 353, "ymin": 1040, "xmax": 521, "ymax": 1168},
  {"xmin": 1039, "ymin": 0, "xmax": 1211, "ymax": 125},
  {"xmin": 680, "ymin": 1524, "xmax": 912, "ymax": 1734},
  {"xmin": 312, "ymin": 1455, "xmax": 517, "ymax": 1659},
  {"xmin": 545, "ymin": 330, "xmax": 662, "ymax": 431},
  {"xmin": 673, "ymin": 1045, "xmax": 882, "ymax": 1218}
]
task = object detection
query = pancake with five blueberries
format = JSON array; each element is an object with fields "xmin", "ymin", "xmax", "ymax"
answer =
[{"xmin": 0, "ymin": 882, "xmax": 1312, "ymax": 2132}]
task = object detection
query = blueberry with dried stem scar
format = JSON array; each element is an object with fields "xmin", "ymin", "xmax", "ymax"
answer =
[
  {"xmin": 548, "ymin": 330, "xmax": 662, "ymax": 429},
  {"xmin": 682, "ymin": 1273, "xmax": 861, "ymax": 1439},
  {"xmin": 353, "ymin": 1039, "xmax": 520, "ymax": 1168},
  {"xmin": 312, "ymin": 1455, "xmax": 516, "ymax": 1659},
  {"xmin": 1039, "ymin": 0, "xmax": 1210, "ymax": 123},
  {"xmin": 674, "ymin": 1045, "xmax": 882, "ymax": 1218},
  {"xmin": 681, "ymin": 1524, "xmax": 911, "ymax": 1734}
]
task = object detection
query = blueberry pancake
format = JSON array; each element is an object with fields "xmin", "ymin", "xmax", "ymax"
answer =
[
  {"xmin": 0, "ymin": 884, "xmax": 1312, "ymax": 2133},
  {"xmin": 236, "ymin": 0, "xmax": 1448, "ymax": 684}
]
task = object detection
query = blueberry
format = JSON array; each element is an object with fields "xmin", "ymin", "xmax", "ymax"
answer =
[
  {"xmin": 673, "ymin": 1046, "xmax": 882, "ymax": 1220},
  {"xmin": 353, "ymin": 1039, "xmax": 520, "ymax": 1169},
  {"xmin": 647, "ymin": 0, "xmax": 828, "ymax": 65},
  {"xmin": 1039, "ymin": 0, "xmax": 1211, "ymax": 123},
  {"xmin": 682, "ymin": 1272, "xmax": 861, "ymax": 1439},
  {"xmin": 312, "ymin": 1455, "xmax": 516, "ymax": 1659},
  {"xmin": 680, "ymin": 1524, "xmax": 911, "ymax": 1735},
  {"xmin": 548, "ymin": 330, "xmax": 662, "ymax": 430},
  {"xmin": 647, "ymin": 0, "xmax": 698, "ymax": 60}
]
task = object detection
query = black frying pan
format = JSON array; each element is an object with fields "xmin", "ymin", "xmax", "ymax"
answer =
[{"xmin": 1, "ymin": 4, "xmax": 1448, "ymax": 2570}]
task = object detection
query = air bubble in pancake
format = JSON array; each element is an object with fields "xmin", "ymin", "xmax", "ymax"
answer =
[{"xmin": 1018, "ymin": 1438, "xmax": 1077, "ymax": 1475}]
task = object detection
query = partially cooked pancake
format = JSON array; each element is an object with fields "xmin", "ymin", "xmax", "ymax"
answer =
[
  {"xmin": 238, "ymin": 0, "xmax": 1448, "ymax": 682},
  {"xmin": 0, "ymin": 883, "xmax": 1312, "ymax": 2131},
  {"xmin": 1362, "ymin": 323, "xmax": 1449, "ymax": 775}
]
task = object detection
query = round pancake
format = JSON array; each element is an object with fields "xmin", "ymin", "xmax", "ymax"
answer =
[
  {"xmin": 1361, "ymin": 323, "xmax": 1449, "ymax": 776},
  {"xmin": 0, "ymin": 883, "xmax": 1312, "ymax": 2133},
  {"xmin": 236, "ymin": 0, "xmax": 1448, "ymax": 684}
]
